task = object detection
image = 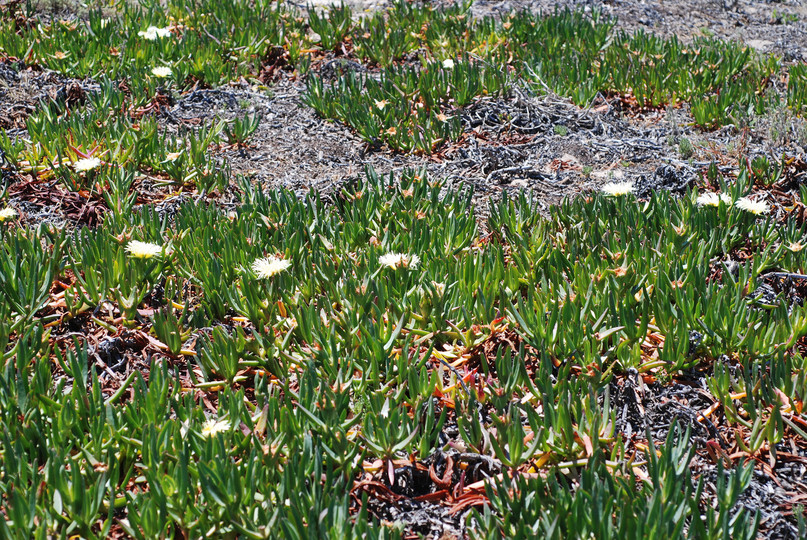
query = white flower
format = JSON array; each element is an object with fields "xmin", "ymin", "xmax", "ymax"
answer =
[
  {"xmin": 126, "ymin": 240, "xmax": 163, "ymax": 259},
  {"xmin": 696, "ymin": 192, "xmax": 719, "ymax": 206},
  {"xmin": 201, "ymin": 418, "xmax": 230, "ymax": 438},
  {"xmin": 252, "ymin": 256, "xmax": 291, "ymax": 278},
  {"xmin": 734, "ymin": 197, "xmax": 770, "ymax": 215},
  {"xmin": 379, "ymin": 252, "xmax": 420, "ymax": 269},
  {"xmin": 138, "ymin": 27, "xmax": 158, "ymax": 40},
  {"xmin": 442, "ymin": 58, "xmax": 455, "ymax": 69},
  {"xmin": 600, "ymin": 181, "xmax": 634, "ymax": 196},
  {"xmin": 697, "ymin": 192, "xmax": 734, "ymax": 207},
  {"xmin": 378, "ymin": 253, "xmax": 400, "ymax": 268},
  {"xmin": 151, "ymin": 66, "xmax": 173, "ymax": 78},
  {"xmin": 138, "ymin": 25, "xmax": 171, "ymax": 40},
  {"xmin": 0, "ymin": 207, "xmax": 17, "ymax": 221},
  {"xmin": 73, "ymin": 157, "xmax": 101, "ymax": 172}
]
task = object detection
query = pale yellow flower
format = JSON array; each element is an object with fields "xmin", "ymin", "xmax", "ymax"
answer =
[
  {"xmin": 151, "ymin": 66, "xmax": 173, "ymax": 78},
  {"xmin": 201, "ymin": 418, "xmax": 230, "ymax": 438},
  {"xmin": 126, "ymin": 240, "xmax": 163, "ymax": 259},
  {"xmin": 696, "ymin": 192, "xmax": 731, "ymax": 207},
  {"xmin": 379, "ymin": 252, "xmax": 420, "ymax": 269},
  {"xmin": 252, "ymin": 256, "xmax": 291, "ymax": 278},
  {"xmin": 379, "ymin": 253, "xmax": 401, "ymax": 268},
  {"xmin": 73, "ymin": 157, "xmax": 101, "ymax": 172},
  {"xmin": 138, "ymin": 26, "xmax": 171, "ymax": 40},
  {"xmin": 696, "ymin": 192, "xmax": 718, "ymax": 206},
  {"xmin": 0, "ymin": 207, "xmax": 17, "ymax": 222},
  {"xmin": 374, "ymin": 99, "xmax": 388, "ymax": 110},
  {"xmin": 138, "ymin": 27, "xmax": 157, "ymax": 40},
  {"xmin": 442, "ymin": 58, "xmax": 455, "ymax": 69},
  {"xmin": 600, "ymin": 181, "xmax": 634, "ymax": 196},
  {"xmin": 734, "ymin": 197, "xmax": 770, "ymax": 215}
]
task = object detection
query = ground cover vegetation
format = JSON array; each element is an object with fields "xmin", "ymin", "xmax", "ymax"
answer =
[{"xmin": 1, "ymin": 0, "xmax": 807, "ymax": 537}]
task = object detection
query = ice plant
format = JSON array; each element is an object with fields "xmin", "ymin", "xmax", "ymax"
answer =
[
  {"xmin": 379, "ymin": 252, "xmax": 420, "ymax": 269},
  {"xmin": 252, "ymin": 255, "xmax": 291, "ymax": 278},
  {"xmin": 0, "ymin": 207, "xmax": 17, "ymax": 222},
  {"xmin": 430, "ymin": 281, "xmax": 446, "ymax": 296},
  {"xmin": 787, "ymin": 241, "xmax": 805, "ymax": 252},
  {"xmin": 735, "ymin": 197, "xmax": 770, "ymax": 215},
  {"xmin": 138, "ymin": 26, "xmax": 172, "ymax": 40},
  {"xmin": 151, "ymin": 66, "xmax": 173, "ymax": 78},
  {"xmin": 600, "ymin": 181, "xmax": 634, "ymax": 196},
  {"xmin": 73, "ymin": 157, "xmax": 101, "ymax": 172},
  {"xmin": 696, "ymin": 192, "xmax": 720, "ymax": 207},
  {"xmin": 201, "ymin": 418, "xmax": 230, "ymax": 438},
  {"xmin": 696, "ymin": 192, "xmax": 732, "ymax": 207},
  {"xmin": 126, "ymin": 240, "xmax": 163, "ymax": 259}
]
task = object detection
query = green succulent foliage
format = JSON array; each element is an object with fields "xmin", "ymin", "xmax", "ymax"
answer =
[
  {"xmin": 302, "ymin": 4, "xmax": 804, "ymax": 141},
  {"xmin": 303, "ymin": 5, "xmax": 801, "ymax": 140},
  {"xmin": 789, "ymin": 63, "xmax": 807, "ymax": 112},
  {"xmin": 304, "ymin": 57, "xmax": 505, "ymax": 152},
  {"xmin": 0, "ymin": 226, "xmax": 62, "ymax": 331},
  {"xmin": 1, "ymin": 0, "xmax": 804, "ymax": 165},
  {"xmin": 2, "ymin": 162, "xmax": 803, "ymax": 537},
  {"xmin": 0, "ymin": 0, "xmax": 296, "ymax": 90},
  {"xmin": 2, "ymin": 0, "xmax": 807, "ymax": 537},
  {"xmin": 5, "ymin": 77, "xmax": 230, "ymax": 194},
  {"xmin": 223, "ymin": 113, "xmax": 262, "ymax": 145},
  {"xmin": 470, "ymin": 426, "xmax": 758, "ymax": 540},
  {"xmin": 307, "ymin": 3, "xmax": 353, "ymax": 52}
]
